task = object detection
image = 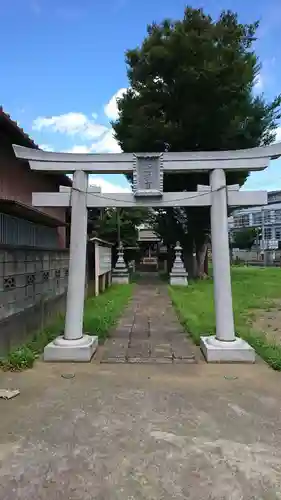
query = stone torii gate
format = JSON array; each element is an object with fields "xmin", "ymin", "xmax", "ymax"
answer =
[{"xmin": 14, "ymin": 144, "xmax": 281, "ymax": 363}]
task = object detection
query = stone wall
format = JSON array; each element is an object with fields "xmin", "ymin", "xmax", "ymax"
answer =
[
  {"xmin": 232, "ymin": 248, "xmax": 281, "ymax": 265},
  {"xmin": 0, "ymin": 246, "xmax": 69, "ymax": 354}
]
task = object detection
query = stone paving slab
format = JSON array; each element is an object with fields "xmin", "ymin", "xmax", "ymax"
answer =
[
  {"xmin": 127, "ymin": 357, "xmax": 153, "ymax": 364},
  {"xmin": 150, "ymin": 344, "xmax": 172, "ymax": 358},
  {"xmin": 128, "ymin": 339, "xmax": 150, "ymax": 350},
  {"xmin": 101, "ymin": 281, "xmax": 197, "ymax": 364},
  {"xmin": 127, "ymin": 346, "xmax": 150, "ymax": 358},
  {"xmin": 102, "ymin": 356, "xmax": 127, "ymax": 363},
  {"xmin": 173, "ymin": 357, "xmax": 196, "ymax": 364},
  {"xmin": 102, "ymin": 339, "xmax": 128, "ymax": 359},
  {"xmin": 111, "ymin": 329, "xmax": 131, "ymax": 339}
]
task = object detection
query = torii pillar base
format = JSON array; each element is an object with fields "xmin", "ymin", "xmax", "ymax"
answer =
[
  {"xmin": 44, "ymin": 335, "xmax": 98, "ymax": 362},
  {"xmin": 200, "ymin": 336, "xmax": 255, "ymax": 363}
]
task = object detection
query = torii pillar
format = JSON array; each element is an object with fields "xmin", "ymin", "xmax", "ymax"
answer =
[
  {"xmin": 45, "ymin": 173, "xmax": 102, "ymax": 361},
  {"xmin": 200, "ymin": 171, "xmax": 254, "ymax": 362},
  {"xmin": 41, "ymin": 174, "xmax": 101, "ymax": 361}
]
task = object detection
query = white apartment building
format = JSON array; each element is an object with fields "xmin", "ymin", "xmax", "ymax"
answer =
[{"xmin": 229, "ymin": 190, "xmax": 281, "ymax": 248}]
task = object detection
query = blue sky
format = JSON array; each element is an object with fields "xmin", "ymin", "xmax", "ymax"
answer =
[{"xmin": 1, "ymin": 0, "xmax": 281, "ymax": 192}]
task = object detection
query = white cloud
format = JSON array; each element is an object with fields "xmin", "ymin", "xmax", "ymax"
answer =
[
  {"xmin": 104, "ymin": 88, "xmax": 126, "ymax": 121},
  {"xmin": 66, "ymin": 145, "xmax": 92, "ymax": 154},
  {"xmin": 275, "ymin": 127, "xmax": 281, "ymax": 143},
  {"xmin": 254, "ymin": 73, "xmax": 263, "ymax": 91},
  {"xmin": 33, "ymin": 112, "xmax": 107, "ymax": 139},
  {"xmin": 32, "ymin": 90, "xmax": 125, "ymax": 155},
  {"xmin": 91, "ymin": 130, "xmax": 121, "ymax": 153},
  {"xmin": 39, "ymin": 144, "xmax": 54, "ymax": 152},
  {"xmin": 89, "ymin": 176, "xmax": 131, "ymax": 193},
  {"xmin": 64, "ymin": 131, "xmax": 121, "ymax": 155}
]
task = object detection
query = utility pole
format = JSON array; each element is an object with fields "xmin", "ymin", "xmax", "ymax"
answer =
[
  {"xmin": 229, "ymin": 228, "xmax": 233, "ymax": 265},
  {"xmin": 117, "ymin": 208, "xmax": 121, "ymax": 246}
]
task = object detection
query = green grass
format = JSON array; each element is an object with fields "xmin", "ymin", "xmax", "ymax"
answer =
[
  {"xmin": 83, "ymin": 285, "xmax": 133, "ymax": 340},
  {"xmin": 0, "ymin": 284, "xmax": 133, "ymax": 371},
  {"xmin": 169, "ymin": 267, "xmax": 281, "ymax": 370},
  {"xmin": 158, "ymin": 271, "xmax": 169, "ymax": 282},
  {"xmin": 130, "ymin": 272, "xmax": 142, "ymax": 283}
]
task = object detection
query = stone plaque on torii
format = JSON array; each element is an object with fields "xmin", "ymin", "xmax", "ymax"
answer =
[
  {"xmin": 132, "ymin": 153, "xmax": 163, "ymax": 197},
  {"xmin": 13, "ymin": 143, "xmax": 281, "ymax": 363}
]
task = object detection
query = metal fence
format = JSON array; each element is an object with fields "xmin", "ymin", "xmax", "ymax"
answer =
[{"xmin": 0, "ymin": 212, "xmax": 59, "ymax": 248}]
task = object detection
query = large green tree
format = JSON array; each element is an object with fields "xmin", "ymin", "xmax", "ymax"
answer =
[
  {"xmin": 89, "ymin": 207, "xmax": 150, "ymax": 246},
  {"xmin": 113, "ymin": 6, "xmax": 281, "ymax": 276},
  {"xmin": 232, "ymin": 227, "xmax": 259, "ymax": 250}
]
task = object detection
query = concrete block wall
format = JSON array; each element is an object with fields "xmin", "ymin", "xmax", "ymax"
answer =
[
  {"xmin": 0, "ymin": 246, "xmax": 69, "ymax": 354},
  {"xmin": 232, "ymin": 248, "xmax": 281, "ymax": 264},
  {"xmin": 232, "ymin": 249, "xmax": 261, "ymax": 261}
]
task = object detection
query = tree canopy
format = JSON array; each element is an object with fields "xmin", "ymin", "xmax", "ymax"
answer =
[
  {"xmin": 232, "ymin": 227, "xmax": 259, "ymax": 250},
  {"xmin": 89, "ymin": 207, "xmax": 150, "ymax": 247},
  {"xmin": 112, "ymin": 6, "xmax": 281, "ymax": 276}
]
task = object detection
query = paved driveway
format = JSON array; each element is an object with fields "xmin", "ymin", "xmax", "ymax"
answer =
[{"xmin": 0, "ymin": 361, "xmax": 281, "ymax": 499}]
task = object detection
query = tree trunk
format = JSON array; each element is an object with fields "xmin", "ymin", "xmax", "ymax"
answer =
[
  {"xmin": 183, "ymin": 251, "xmax": 196, "ymax": 279},
  {"xmin": 196, "ymin": 241, "xmax": 209, "ymax": 279},
  {"xmin": 182, "ymin": 239, "xmax": 196, "ymax": 279},
  {"xmin": 204, "ymin": 249, "xmax": 209, "ymax": 275},
  {"xmin": 167, "ymin": 246, "xmax": 174, "ymax": 274}
]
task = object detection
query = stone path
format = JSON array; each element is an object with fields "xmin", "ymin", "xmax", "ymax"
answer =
[{"xmin": 100, "ymin": 282, "xmax": 197, "ymax": 364}]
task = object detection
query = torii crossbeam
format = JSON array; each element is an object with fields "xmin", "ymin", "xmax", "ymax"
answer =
[{"xmin": 13, "ymin": 144, "xmax": 281, "ymax": 363}]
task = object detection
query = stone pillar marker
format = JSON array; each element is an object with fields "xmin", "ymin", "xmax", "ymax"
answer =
[
  {"xmin": 169, "ymin": 241, "xmax": 188, "ymax": 286},
  {"xmin": 44, "ymin": 170, "xmax": 98, "ymax": 362},
  {"xmin": 200, "ymin": 168, "xmax": 255, "ymax": 363},
  {"xmin": 112, "ymin": 242, "xmax": 129, "ymax": 284}
]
